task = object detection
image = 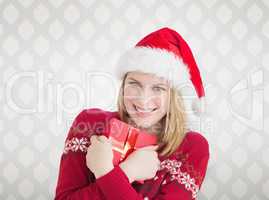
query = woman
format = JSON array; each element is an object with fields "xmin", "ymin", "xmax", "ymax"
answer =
[{"xmin": 54, "ymin": 27, "xmax": 210, "ymax": 200}]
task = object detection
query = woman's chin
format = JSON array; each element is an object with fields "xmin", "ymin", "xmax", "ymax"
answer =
[{"xmin": 132, "ymin": 119, "xmax": 153, "ymax": 129}]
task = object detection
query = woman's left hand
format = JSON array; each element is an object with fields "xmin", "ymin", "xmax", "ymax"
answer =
[{"xmin": 86, "ymin": 135, "xmax": 114, "ymax": 179}]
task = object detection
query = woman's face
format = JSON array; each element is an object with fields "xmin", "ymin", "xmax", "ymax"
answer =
[{"xmin": 123, "ymin": 71, "xmax": 170, "ymax": 130}]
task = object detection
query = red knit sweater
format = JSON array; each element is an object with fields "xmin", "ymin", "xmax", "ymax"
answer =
[{"xmin": 54, "ymin": 108, "xmax": 210, "ymax": 200}]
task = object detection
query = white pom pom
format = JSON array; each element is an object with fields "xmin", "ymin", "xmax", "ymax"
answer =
[{"xmin": 192, "ymin": 96, "xmax": 207, "ymax": 116}]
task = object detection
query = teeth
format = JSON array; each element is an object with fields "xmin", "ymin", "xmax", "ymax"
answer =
[{"xmin": 135, "ymin": 105, "xmax": 154, "ymax": 113}]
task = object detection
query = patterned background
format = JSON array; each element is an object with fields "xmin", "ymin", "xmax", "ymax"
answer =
[{"xmin": 0, "ymin": 0, "xmax": 268, "ymax": 199}]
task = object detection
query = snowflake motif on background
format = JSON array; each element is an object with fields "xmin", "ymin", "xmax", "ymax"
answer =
[
  {"xmin": 63, "ymin": 137, "xmax": 90, "ymax": 154},
  {"xmin": 160, "ymin": 159, "xmax": 199, "ymax": 199}
]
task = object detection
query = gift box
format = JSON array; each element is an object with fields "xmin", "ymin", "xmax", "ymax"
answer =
[{"xmin": 107, "ymin": 118, "xmax": 158, "ymax": 166}]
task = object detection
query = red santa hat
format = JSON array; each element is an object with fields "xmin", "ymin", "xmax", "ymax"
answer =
[{"xmin": 114, "ymin": 27, "xmax": 206, "ymax": 115}]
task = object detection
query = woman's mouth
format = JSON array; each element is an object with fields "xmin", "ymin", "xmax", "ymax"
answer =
[{"xmin": 133, "ymin": 104, "xmax": 157, "ymax": 117}]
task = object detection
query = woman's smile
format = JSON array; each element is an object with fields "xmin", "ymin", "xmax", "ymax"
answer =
[{"xmin": 133, "ymin": 104, "xmax": 157, "ymax": 117}]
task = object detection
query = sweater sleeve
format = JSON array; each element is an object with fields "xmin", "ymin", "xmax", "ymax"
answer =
[
  {"xmin": 152, "ymin": 132, "xmax": 210, "ymax": 200},
  {"xmin": 54, "ymin": 109, "xmax": 210, "ymax": 200},
  {"xmin": 54, "ymin": 108, "xmax": 145, "ymax": 200},
  {"xmin": 95, "ymin": 156, "xmax": 209, "ymax": 200},
  {"xmin": 152, "ymin": 154, "xmax": 209, "ymax": 200},
  {"xmin": 54, "ymin": 109, "xmax": 107, "ymax": 200},
  {"xmin": 54, "ymin": 151, "xmax": 106, "ymax": 200},
  {"xmin": 94, "ymin": 165, "xmax": 193, "ymax": 200}
]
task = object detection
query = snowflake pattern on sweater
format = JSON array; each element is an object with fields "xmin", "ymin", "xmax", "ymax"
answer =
[
  {"xmin": 160, "ymin": 159, "xmax": 199, "ymax": 199},
  {"xmin": 63, "ymin": 137, "xmax": 89, "ymax": 154}
]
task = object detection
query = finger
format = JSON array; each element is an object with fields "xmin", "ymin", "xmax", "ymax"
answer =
[
  {"xmin": 97, "ymin": 135, "xmax": 108, "ymax": 143},
  {"xmin": 90, "ymin": 135, "xmax": 98, "ymax": 144},
  {"xmin": 140, "ymin": 145, "xmax": 159, "ymax": 151},
  {"xmin": 107, "ymin": 137, "xmax": 113, "ymax": 145},
  {"xmin": 157, "ymin": 161, "xmax": 161, "ymax": 170}
]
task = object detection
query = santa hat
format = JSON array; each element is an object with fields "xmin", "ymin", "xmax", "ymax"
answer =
[{"xmin": 114, "ymin": 27, "xmax": 206, "ymax": 116}]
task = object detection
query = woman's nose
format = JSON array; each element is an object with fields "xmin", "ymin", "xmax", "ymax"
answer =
[{"xmin": 135, "ymin": 89, "xmax": 155, "ymax": 107}]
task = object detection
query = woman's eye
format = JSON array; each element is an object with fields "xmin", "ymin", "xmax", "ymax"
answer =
[
  {"xmin": 128, "ymin": 81, "xmax": 138, "ymax": 85},
  {"xmin": 153, "ymin": 87, "xmax": 166, "ymax": 92}
]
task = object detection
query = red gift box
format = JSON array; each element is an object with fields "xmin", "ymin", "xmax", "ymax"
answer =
[
  {"xmin": 107, "ymin": 118, "xmax": 158, "ymax": 183},
  {"xmin": 108, "ymin": 118, "xmax": 158, "ymax": 165}
]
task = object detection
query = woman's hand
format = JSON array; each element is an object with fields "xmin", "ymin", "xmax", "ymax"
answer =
[
  {"xmin": 119, "ymin": 145, "xmax": 160, "ymax": 183},
  {"xmin": 86, "ymin": 135, "xmax": 114, "ymax": 179}
]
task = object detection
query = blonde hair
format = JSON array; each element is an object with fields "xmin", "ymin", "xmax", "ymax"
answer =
[{"xmin": 117, "ymin": 72, "xmax": 187, "ymax": 157}]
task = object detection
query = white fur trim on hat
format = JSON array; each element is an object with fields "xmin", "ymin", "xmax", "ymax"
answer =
[
  {"xmin": 192, "ymin": 96, "xmax": 207, "ymax": 116},
  {"xmin": 114, "ymin": 46, "xmax": 192, "ymax": 88}
]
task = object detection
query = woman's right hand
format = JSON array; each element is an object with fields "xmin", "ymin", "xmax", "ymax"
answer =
[{"xmin": 119, "ymin": 145, "xmax": 160, "ymax": 183}]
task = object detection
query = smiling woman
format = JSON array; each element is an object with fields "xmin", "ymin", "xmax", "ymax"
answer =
[
  {"xmin": 54, "ymin": 27, "xmax": 209, "ymax": 200},
  {"xmin": 122, "ymin": 72, "xmax": 170, "ymax": 132}
]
